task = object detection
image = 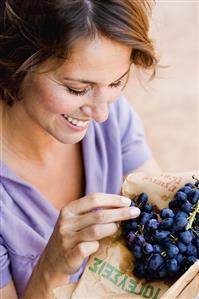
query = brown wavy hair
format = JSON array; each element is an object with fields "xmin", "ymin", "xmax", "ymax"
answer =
[{"xmin": 0, "ymin": 0, "xmax": 158, "ymax": 106}]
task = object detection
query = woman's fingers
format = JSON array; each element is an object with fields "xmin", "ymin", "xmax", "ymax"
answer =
[
  {"xmin": 66, "ymin": 193, "xmax": 132, "ymax": 215},
  {"xmin": 72, "ymin": 206, "xmax": 140, "ymax": 231},
  {"xmin": 73, "ymin": 223, "xmax": 119, "ymax": 244}
]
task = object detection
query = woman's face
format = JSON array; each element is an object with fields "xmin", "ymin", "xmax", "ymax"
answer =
[{"xmin": 20, "ymin": 35, "xmax": 132, "ymax": 144}]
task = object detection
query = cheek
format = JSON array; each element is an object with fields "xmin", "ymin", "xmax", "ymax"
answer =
[{"xmin": 35, "ymin": 82, "xmax": 78, "ymax": 114}]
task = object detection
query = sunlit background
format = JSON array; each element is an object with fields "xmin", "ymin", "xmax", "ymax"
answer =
[{"xmin": 124, "ymin": 0, "xmax": 198, "ymax": 172}]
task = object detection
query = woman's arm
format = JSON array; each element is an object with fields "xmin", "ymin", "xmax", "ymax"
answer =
[
  {"xmin": 133, "ymin": 156, "xmax": 162, "ymax": 174},
  {"xmin": 1, "ymin": 257, "xmax": 70, "ymax": 299},
  {"xmin": 22, "ymin": 249, "xmax": 70, "ymax": 299},
  {"xmin": 123, "ymin": 156, "xmax": 162, "ymax": 182}
]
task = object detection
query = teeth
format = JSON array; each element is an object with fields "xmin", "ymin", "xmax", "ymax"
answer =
[
  {"xmin": 72, "ymin": 119, "xmax": 78, "ymax": 125},
  {"xmin": 63, "ymin": 114, "xmax": 88, "ymax": 128}
]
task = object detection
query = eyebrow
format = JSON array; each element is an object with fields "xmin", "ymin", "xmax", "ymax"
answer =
[{"xmin": 63, "ymin": 68, "xmax": 130, "ymax": 85}]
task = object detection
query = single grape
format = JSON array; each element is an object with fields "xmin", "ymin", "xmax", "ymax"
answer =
[
  {"xmin": 175, "ymin": 211, "xmax": 188, "ymax": 218},
  {"xmin": 155, "ymin": 230, "xmax": 170, "ymax": 241},
  {"xmin": 179, "ymin": 186, "xmax": 192, "ymax": 195},
  {"xmin": 186, "ymin": 244, "xmax": 197, "ymax": 257},
  {"xmin": 135, "ymin": 235, "xmax": 145, "ymax": 246},
  {"xmin": 143, "ymin": 243, "xmax": 153, "ymax": 255},
  {"xmin": 127, "ymin": 231, "xmax": 136, "ymax": 244},
  {"xmin": 166, "ymin": 258, "xmax": 179, "ymax": 273},
  {"xmin": 173, "ymin": 216, "xmax": 188, "ymax": 231},
  {"xmin": 188, "ymin": 189, "xmax": 199, "ymax": 205},
  {"xmin": 187, "ymin": 255, "xmax": 198, "ymax": 265},
  {"xmin": 189, "ymin": 230, "xmax": 196, "ymax": 240},
  {"xmin": 179, "ymin": 230, "xmax": 193, "ymax": 244},
  {"xmin": 177, "ymin": 242, "xmax": 187, "ymax": 254},
  {"xmin": 160, "ymin": 218, "xmax": 174, "ymax": 229},
  {"xmin": 123, "ymin": 220, "xmax": 138, "ymax": 232},
  {"xmin": 142, "ymin": 203, "xmax": 153, "ymax": 212},
  {"xmin": 153, "ymin": 244, "xmax": 162, "ymax": 253},
  {"xmin": 132, "ymin": 244, "xmax": 143, "ymax": 259},
  {"xmin": 175, "ymin": 191, "xmax": 187, "ymax": 203},
  {"xmin": 169, "ymin": 198, "xmax": 179, "ymax": 209},
  {"xmin": 184, "ymin": 182, "xmax": 194, "ymax": 188},
  {"xmin": 137, "ymin": 193, "xmax": 148, "ymax": 205},
  {"xmin": 166, "ymin": 244, "xmax": 179, "ymax": 258},
  {"xmin": 147, "ymin": 219, "xmax": 159, "ymax": 230},
  {"xmin": 181, "ymin": 201, "xmax": 193, "ymax": 214},
  {"xmin": 148, "ymin": 254, "xmax": 164, "ymax": 271},
  {"xmin": 160, "ymin": 208, "xmax": 175, "ymax": 219},
  {"xmin": 140, "ymin": 212, "xmax": 153, "ymax": 224},
  {"xmin": 176, "ymin": 253, "xmax": 184, "ymax": 265}
]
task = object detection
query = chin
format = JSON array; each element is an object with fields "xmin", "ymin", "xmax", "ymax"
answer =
[{"xmin": 54, "ymin": 132, "xmax": 86, "ymax": 145}]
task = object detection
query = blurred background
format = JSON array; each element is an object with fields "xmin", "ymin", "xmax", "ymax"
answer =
[{"xmin": 124, "ymin": 1, "xmax": 198, "ymax": 172}]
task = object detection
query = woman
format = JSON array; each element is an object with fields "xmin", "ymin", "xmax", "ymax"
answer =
[{"xmin": 0, "ymin": 0, "xmax": 160, "ymax": 298}]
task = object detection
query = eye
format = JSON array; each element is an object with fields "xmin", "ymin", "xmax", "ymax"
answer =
[
  {"xmin": 66, "ymin": 87, "xmax": 89, "ymax": 96},
  {"xmin": 109, "ymin": 80, "xmax": 123, "ymax": 88}
]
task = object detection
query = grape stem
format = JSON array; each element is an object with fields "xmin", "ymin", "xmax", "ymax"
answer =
[
  {"xmin": 192, "ymin": 175, "xmax": 199, "ymax": 181},
  {"xmin": 186, "ymin": 199, "xmax": 199, "ymax": 230},
  {"xmin": 161, "ymin": 251, "xmax": 167, "ymax": 257},
  {"xmin": 170, "ymin": 234, "xmax": 178, "ymax": 242}
]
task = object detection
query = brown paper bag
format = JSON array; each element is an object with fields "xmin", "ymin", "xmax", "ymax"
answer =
[
  {"xmin": 55, "ymin": 172, "xmax": 199, "ymax": 299},
  {"xmin": 161, "ymin": 260, "xmax": 199, "ymax": 299},
  {"xmin": 70, "ymin": 237, "xmax": 199, "ymax": 299},
  {"xmin": 71, "ymin": 235, "xmax": 172, "ymax": 299},
  {"xmin": 122, "ymin": 172, "xmax": 199, "ymax": 210},
  {"xmin": 53, "ymin": 282, "xmax": 78, "ymax": 299}
]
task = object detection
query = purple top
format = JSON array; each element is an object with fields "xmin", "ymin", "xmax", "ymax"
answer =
[{"xmin": 0, "ymin": 94, "xmax": 151, "ymax": 296}]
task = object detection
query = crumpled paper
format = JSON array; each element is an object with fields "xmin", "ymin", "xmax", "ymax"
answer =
[{"xmin": 54, "ymin": 172, "xmax": 199, "ymax": 299}]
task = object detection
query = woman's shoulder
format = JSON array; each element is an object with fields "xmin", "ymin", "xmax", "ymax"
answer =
[{"xmin": 0, "ymin": 160, "xmax": 58, "ymax": 252}]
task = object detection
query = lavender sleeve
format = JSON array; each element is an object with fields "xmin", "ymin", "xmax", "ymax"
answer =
[
  {"xmin": 0, "ymin": 238, "xmax": 12, "ymax": 288},
  {"xmin": 117, "ymin": 95, "xmax": 151, "ymax": 176}
]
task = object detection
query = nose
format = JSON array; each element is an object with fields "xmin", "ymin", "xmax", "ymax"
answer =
[{"xmin": 81, "ymin": 96, "xmax": 109, "ymax": 123}]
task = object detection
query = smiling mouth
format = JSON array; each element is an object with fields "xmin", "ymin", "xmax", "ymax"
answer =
[{"xmin": 62, "ymin": 114, "xmax": 89, "ymax": 128}]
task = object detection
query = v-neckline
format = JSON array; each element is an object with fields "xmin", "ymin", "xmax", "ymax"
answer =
[{"xmin": 0, "ymin": 138, "xmax": 89, "ymax": 216}]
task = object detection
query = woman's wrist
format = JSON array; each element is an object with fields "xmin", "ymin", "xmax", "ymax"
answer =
[
  {"xmin": 22, "ymin": 252, "xmax": 70, "ymax": 299},
  {"xmin": 42, "ymin": 247, "xmax": 71, "ymax": 285}
]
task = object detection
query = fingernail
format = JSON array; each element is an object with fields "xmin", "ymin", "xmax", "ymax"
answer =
[
  {"xmin": 129, "ymin": 207, "xmax": 140, "ymax": 217},
  {"xmin": 121, "ymin": 197, "xmax": 131, "ymax": 205}
]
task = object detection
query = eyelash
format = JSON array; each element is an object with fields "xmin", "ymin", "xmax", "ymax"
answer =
[{"xmin": 66, "ymin": 80, "xmax": 123, "ymax": 96}]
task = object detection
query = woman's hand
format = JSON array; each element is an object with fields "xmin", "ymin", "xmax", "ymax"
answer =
[
  {"xmin": 44, "ymin": 193, "xmax": 140, "ymax": 276},
  {"xmin": 22, "ymin": 193, "xmax": 140, "ymax": 299}
]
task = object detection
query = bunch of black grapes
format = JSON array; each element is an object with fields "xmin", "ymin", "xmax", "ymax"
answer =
[{"xmin": 121, "ymin": 180, "xmax": 199, "ymax": 281}]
